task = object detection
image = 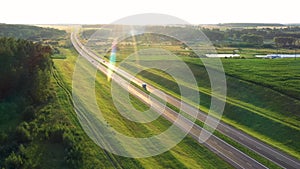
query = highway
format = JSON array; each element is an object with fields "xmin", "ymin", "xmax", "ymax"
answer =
[{"xmin": 70, "ymin": 30, "xmax": 300, "ymax": 168}]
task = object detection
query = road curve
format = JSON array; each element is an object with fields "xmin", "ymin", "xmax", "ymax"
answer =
[
  {"xmin": 70, "ymin": 30, "xmax": 272, "ymax": 168},
  {"xmin": 78, "ymin": 28, "xmax": 300, "ymax": 168},
  {"xmin": 71, "ymin": 30, "xmax": 300, "ymax": 169}
]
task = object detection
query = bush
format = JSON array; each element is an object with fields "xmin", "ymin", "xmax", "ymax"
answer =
[
  {"xmin": 49, "ymin": 127, "xmax": 64, "ymax": 143},
  {"xmin": 0, "ymin": 131, "xmax": 8, "ymax": 144},
  {"xmin": 63, "ymin": 130, "xmax": 84, "ymax": 168},
  {"xmin": 15, "ymin": 122, "xmax": 32, "ymax": 143},
  {"xmin": 22, "ymin": 106, "xmax": 35, "ymax": 122},
  {"xmin": 4, "ymin": 152, "xmax": 24, "ymax": 169}
]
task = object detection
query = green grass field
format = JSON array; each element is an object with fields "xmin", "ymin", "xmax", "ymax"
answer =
[
  {"xmin": 83, "ymin": 31, "xmax": 300, "ymax": 161},
  {"xmin": 52, "ymin": 47, "xmax": 233, "ymax": 168},
  {"xmin": 119, "ymin": 57, "xmax": 300, "ymax": 160},
  {"xmin": 183, "ymin": 57, "xmax": 300, "ymax": 99}
]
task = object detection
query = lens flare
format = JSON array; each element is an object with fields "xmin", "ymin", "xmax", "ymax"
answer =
[
  {"xmin": 107, "ymin": 39, "xmax": 117, "ymax": 81},
  {"xmin": 130, "ymin": 27, "xmax": 139, "ymax": 65}
]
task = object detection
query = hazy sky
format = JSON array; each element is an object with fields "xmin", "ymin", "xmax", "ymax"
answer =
[{"xmin": 1, "ymin": 0, "xmax": 299, "ymax": 24}]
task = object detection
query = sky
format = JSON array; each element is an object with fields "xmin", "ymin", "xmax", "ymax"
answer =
[{"xmin": 1, "ymin": 0, "xmax": 299, "ymax": 24}]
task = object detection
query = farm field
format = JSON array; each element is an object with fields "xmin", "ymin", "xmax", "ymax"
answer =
[{"xmin": 119, "ymin": 57, "xmax": 300, "ymax": 160}]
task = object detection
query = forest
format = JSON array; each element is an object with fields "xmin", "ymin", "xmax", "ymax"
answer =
[
  {"xmin": 0, "ymin": 37, "xmax": 53, "ymax": 167},
  {"xmin": 0, "ymin": 34, "xmax": 110, "ymax": 168},
  {"xmin": 81, "ymin": 25, "xmax": 300, "ymax": 48},
  {"xmin": 202, "ymin": 26, "xmax": 300, "ymax": 48},
  {"xmin": 0, "ymin": 24, "xmax": 66, "ymax": 41},
  {"xmin": 0, "ymin": 38, "xmax": 52, "ymax": 101},
  {"xmin": 0, "ymin": 37, "xmax": 89, "ymax": 169}
]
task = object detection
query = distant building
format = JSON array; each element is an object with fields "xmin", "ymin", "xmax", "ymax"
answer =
[{"xmin": 206, "ymin": 54, "xmax": 240, "ymax": 58}]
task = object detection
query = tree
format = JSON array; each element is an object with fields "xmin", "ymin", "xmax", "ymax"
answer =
[
  {"xmin": 0, "ymin": 37, "xmax": 52, "ymax": 101},
  {"xmin": 274, "ymin": 37, "xmax": 296, "ymax": 48},
  {"xmin": 202, "ymin": 28, "xmax": 225, "ymax": 41},
  {"xmin": 241, "ymin": 34, "xmax": 264, "ymax": 46}
]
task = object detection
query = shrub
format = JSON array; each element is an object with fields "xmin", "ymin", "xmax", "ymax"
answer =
[
  {"xmin": 22, "ymin": 106, "xmax": 35, "ymax": 122},
  {"xmin": 15, "ymin": 122, "xmax": 32, "ymax": 143},
  {"xmin": 4, "ymin": 152, "xmax": 24, "ymax": 169}
]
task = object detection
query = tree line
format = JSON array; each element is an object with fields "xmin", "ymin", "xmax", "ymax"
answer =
[
  {"xmin": 0, "ymin": 37, "xmax": 113, "ymax": 169},
  {"xmin": 0, "ymin": 37, "xmax": 52, "ymax": 102},
  {"xmin": 201, "ymin": 26, "xmax": 300, "ymax": 48},
  {"xmin": 0, "ymin": 37, "xmax": 54, "ymax": 168},
  {"xmin": 0, "ymin": 24, "xmax": 66, "ymax": 41},
  {"xmin": 81, "ymin": 25, "xmax": 300, "ymax": 48}
]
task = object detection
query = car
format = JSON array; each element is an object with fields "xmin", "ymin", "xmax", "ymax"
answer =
[{"xmin": 142, "ymin": 83, "xmax": 147, "ymax": 90}]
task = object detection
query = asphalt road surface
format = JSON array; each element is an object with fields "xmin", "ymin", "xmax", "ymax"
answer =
[{"xmin": 70, "ymin": 30, "xmax": 300, "ymax": 168}]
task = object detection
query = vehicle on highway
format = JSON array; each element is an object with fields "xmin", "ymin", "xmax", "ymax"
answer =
[{"xmin": 142, "ymin": 83, "xmax": 147, "ymax": 90}]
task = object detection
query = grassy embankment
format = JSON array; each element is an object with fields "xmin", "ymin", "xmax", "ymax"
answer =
[
  {"xmin": 119, "ymin": 57, "xmax": 300, "ymax": 162},
  {"xmin": 53, "ymin": 47, "xmax": 233, "ymax": 168},
  {"xmin": 80, "ymin": 27, "xmax": 300, "ymax": 163}
]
